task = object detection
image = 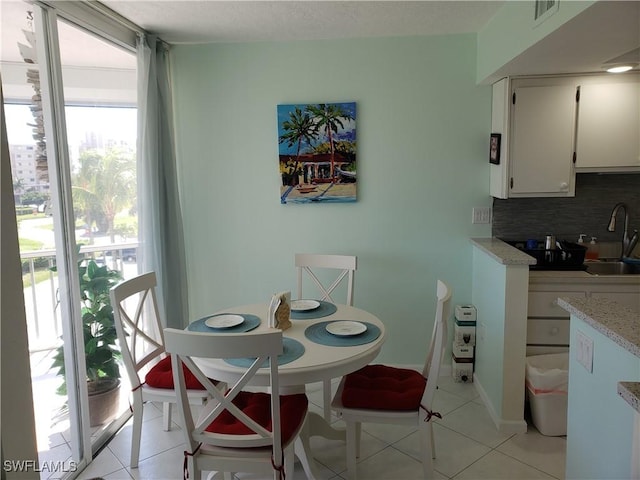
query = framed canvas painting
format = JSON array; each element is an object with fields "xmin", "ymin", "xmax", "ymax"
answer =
[{"xmin": 277, "ymin": 102, "xmax": 356, "ymax": 204}]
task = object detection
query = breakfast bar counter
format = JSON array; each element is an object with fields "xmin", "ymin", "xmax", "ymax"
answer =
[
  {"xmin": 557, "ymin": 296, "xmax": 640, "ymax": 357},
  {"xmin": 470, "ymin": 237, "xmax": 533, "ymax": 434},
  {"xmin": 557, "ymin": 296, "xmax": 640, "ymax": 479},
  {"xmin": 469, "ymin": 237, "xmax": 536, "ymax": 266}
]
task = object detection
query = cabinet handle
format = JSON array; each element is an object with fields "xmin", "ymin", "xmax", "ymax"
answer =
[
  {"xmin": 560, "ymin": 182, "xmax": 569, "ymax": 190},
  {"xmin": 550, "ymin": 327, "xmax": 559, "ymax": 335}
]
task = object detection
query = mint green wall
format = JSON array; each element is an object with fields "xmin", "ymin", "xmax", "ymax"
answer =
[
  {"xmin": 566, "ymin": 316, "xmax": 639, "ymax": 479},
  {"xmin": 471, "ymin": 248, "xmax": 507, "ymax": 416},
  {"xmin": 476, "ymin": 1, "xmax": 593, "ymax": 83},
  {"xmin": 170, "ymin": 34, "xmax": 492, "ymax": 364}
]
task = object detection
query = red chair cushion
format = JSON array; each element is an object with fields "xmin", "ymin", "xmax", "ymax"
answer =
[
  {"xmin": 341, "ymin": 364, "xmax": 426, "ymax": 411},
  {"xmin": 144, "ymin": 356, "xmax": 206, "ymax": 390},
  {"xmin": 205, "ymin": 391, "xmax": 308, "ymax": 445}
]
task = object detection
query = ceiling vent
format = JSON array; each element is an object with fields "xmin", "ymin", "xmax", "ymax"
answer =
[{"xmin": 534, "ymin": 0, "xmax": 559, "ymax": 26}]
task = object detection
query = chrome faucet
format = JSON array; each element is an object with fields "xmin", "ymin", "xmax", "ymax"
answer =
[{"xmin": 607, "ymin": 202, "xmax": 639, "ymax": 259}]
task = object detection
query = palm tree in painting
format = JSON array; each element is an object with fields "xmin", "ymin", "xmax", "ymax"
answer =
[
  {"xmin": 306, "ymin": 104, "xmax": 354, "ymax": 182},
  {"xmin": 279, "ymin": 107, "xmax": 318, "ymax": 182}
]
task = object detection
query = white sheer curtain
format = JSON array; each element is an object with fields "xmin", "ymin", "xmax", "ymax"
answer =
[{"xmin": 137, "ymin": 34, "xmax": 189, "ymax": 328}]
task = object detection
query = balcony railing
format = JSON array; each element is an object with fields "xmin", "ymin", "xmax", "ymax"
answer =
[{"xmin": 21, "ymin": 242, "xmax": 139, "ymax": 353}]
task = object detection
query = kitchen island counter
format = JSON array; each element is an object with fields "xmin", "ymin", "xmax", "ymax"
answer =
[
  {"xmin": 558, "ymin": 295, "xmax": 640, "ymax": 416},
  {"xmin": 557, "ymin": 296, "xmax": 640, "ymax": 479},
  {"xmin": 557, "ymin": 296, "xmax": 640, "ymax": 357},
  {"xmin": 619, "ymin": 382, "xmax": 640, "ymax": 414}
]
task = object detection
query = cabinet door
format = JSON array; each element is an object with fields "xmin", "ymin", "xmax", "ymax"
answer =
[
  {"xmin": 576, "ymin": 82, "xmax": 640, "ymax": 170},
  {"xmin": 490, "ymin": 78, "xmax": 510, "ymax": 198},
  {"xmin": 528, "ymin": 291, "xmax": 587, "ymax": 317},
  {"xmin": 510, "ymin": 85, "xmax": 576, "ymax": 196},
  {"xmin": 527, "ymin": 318, "xmax": 570, "ymax": 346}
]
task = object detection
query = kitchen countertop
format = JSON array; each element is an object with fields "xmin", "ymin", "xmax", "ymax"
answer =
[
  {"xmin": 530, "ymin": 268, "xmax": 640, "ymax": 285},
  {"xmin": 557, "ymin": 296, "xmax": 640, "ymax": 415},
  {"xmin": 471, "ymin": 238, "xmax": 640, "ymax": 285},
  {"xmin": 470, "ymin": 237, "xmax": 536, "ymax": 266},
  {"xmin": 618, "ymin": 382, "xmax": 640, "ymax": 415}
]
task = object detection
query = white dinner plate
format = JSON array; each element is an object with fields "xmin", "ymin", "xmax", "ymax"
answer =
[
  {"xmin": 291, "ymin": 299, "xmax": 321, "ymax": 312},
  {"xmin": 205, "ymin": 314, "xmax": 244, "ymax": 329},
  {"xmin": 326, "ymin": 321, "xmax": 367, "ymax": 336}
]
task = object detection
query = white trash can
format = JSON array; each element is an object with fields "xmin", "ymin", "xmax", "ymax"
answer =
[{"xmin": 525, "ymin": 353, "xmax": 569, "ymax": 436}]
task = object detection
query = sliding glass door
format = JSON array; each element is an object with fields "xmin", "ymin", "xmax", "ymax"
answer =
[{"xmin": 1, "ymin": 1, "xmax": 138, "ymax": 476}]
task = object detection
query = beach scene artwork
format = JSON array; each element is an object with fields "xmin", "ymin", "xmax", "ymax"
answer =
[{"xmin": 277, "ymin": 102, "xmax": 356, "ymax": 204}]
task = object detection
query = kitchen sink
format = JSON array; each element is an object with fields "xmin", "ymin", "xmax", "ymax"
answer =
[{"xmin": 585, "ymin": 261, "xmax": 640, "ymax": 276}]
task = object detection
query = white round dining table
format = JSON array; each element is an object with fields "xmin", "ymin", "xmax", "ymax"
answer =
[
  {"xmin": 190, "ymin": 302, "xmax": 386, "ymax": 480},
  {"xmin": 193, "ymin": 302, "xmax": 386, "ymax": 388}
]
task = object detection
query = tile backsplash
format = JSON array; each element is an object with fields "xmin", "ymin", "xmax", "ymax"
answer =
[{"xmin": 492, "ymin": 173, "xmax": 640, "ymax": 255}]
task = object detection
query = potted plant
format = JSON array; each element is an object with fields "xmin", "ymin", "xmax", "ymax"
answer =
[{"xmin": 52, "ymin": 256, "xmax": 123, "ymax": 426}]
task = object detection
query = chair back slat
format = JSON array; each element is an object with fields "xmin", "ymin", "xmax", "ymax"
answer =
[
  {"xmin": 164, "ymin": 329, "xmax": 283, "ymax": 358},
  {"xmin": 295, "ymin": 253, "xmax": 357, "ymax": 306},
  {"xmin": 164, "ymin": 328, "xmax": 286, "ymax": 451},
  {"xmin": 420, "ymin": 280, "xmax": 452, "ymax": 408},
  {"xmin": 110, "ymin": 272, "xmax": 166, "ymax": 385}
]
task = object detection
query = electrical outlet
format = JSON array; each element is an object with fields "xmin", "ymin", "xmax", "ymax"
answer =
[
  {"xmin": 472, "ymin": 207, "xmax": 492, "ymax": 224},
  {"xmin": 576, "ymin": 330, "xmax": 593, "ymax": 373}
]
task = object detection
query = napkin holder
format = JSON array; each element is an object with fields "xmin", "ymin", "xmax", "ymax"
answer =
[{"xmin": 269, "ymin": 291, "xmax": 291, "ymax": 331}]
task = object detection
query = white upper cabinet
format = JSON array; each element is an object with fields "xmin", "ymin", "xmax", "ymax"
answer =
[
  {"xmin": 490, "ymin": 73, "xmax": 640, "ymax": 199},
  {"xmin": 490, "ymin": 76, "xmax": 577, "ymax": 198},
  {"xmin": 510, "ymin": 83, "xmax": 577, "ymax": 197},
  {"xmin": 489, "ymin": 78, "xmax": 510, "ymax": 198},
  {"xmin": 575, "ymin": 77, "xmax": 640, "ymax": 172}
]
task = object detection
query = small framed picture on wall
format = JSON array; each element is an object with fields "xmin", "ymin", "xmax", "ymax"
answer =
[{"xmin": 489, "ymin": 133, "xmax": 501, "ymax": 165}]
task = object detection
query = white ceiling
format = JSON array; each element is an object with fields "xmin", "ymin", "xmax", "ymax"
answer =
[
  {"xmin": 100, "ymin": 1, "xmax": 505, "ymax": 44},
  {"xmin": 99, "ymin": 0, "xmax": 640, "ymax": 80},
  {"xmin": 1, "ymin": 1, "xmax": 639, "ymax": 80},
  {"xmin": 488, "ymin": 1, "xmax": 640, "ymax": 80}
]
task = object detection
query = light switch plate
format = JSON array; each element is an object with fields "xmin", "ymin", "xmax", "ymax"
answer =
[{"xmin": 576, "ymin": 330, "xmax": 593, "ymax": 373}]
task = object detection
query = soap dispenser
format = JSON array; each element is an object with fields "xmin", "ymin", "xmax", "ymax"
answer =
[
  {"xmin": 577, "ymin": 234, "xmax": 586, "ymax": 245},
  {"xmin": 586, "ymin": 237, "xmax": 599, "ymax": 260}
]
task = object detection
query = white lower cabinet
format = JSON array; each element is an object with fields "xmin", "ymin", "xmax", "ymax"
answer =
[
  {"xmin": 527, "ymin": 290, "xmax": 585, "ymax": 355},
  {"xmin": 528, "ymin": 291, "xmax": 586, "ymax": 318},
  {"xmin": 527, "ymin": 318, "xmax": 571, "ymax": 348},
  {"xmin": 527, "ymin": 278, "xmax": 640, "ymax": 355}
]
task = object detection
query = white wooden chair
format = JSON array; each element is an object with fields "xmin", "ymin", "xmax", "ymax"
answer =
[
  {"xmin": 110, "ymin": 272, "xmax": 214, "ymax": 468},
  {"xmin": 295, "ymin": 253, "xmax": 357, "ymax": 420},
  {"xmin": 331, "ymin": 280, "xmax": 452, "ymax": 480},
  {"xmin": 163, "ymin": 327, "xmax": 309, "ymax": 480}
]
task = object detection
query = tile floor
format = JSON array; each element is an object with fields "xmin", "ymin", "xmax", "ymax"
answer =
[{"xmin": 76, "ymin": 376, "xmax": 566, "ymax": 480}]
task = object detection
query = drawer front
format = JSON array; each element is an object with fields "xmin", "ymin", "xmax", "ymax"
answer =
[
  {"xmin": 526, "ymin": 345, "xmax": 569, "ymax": 356},
  {"xmin": 528, "ymin": 291, "xmax": 586, "ymax": 317},
  {"xmin": 527, "ymin": 318, "xmax": 570, "ymax": 346}
]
